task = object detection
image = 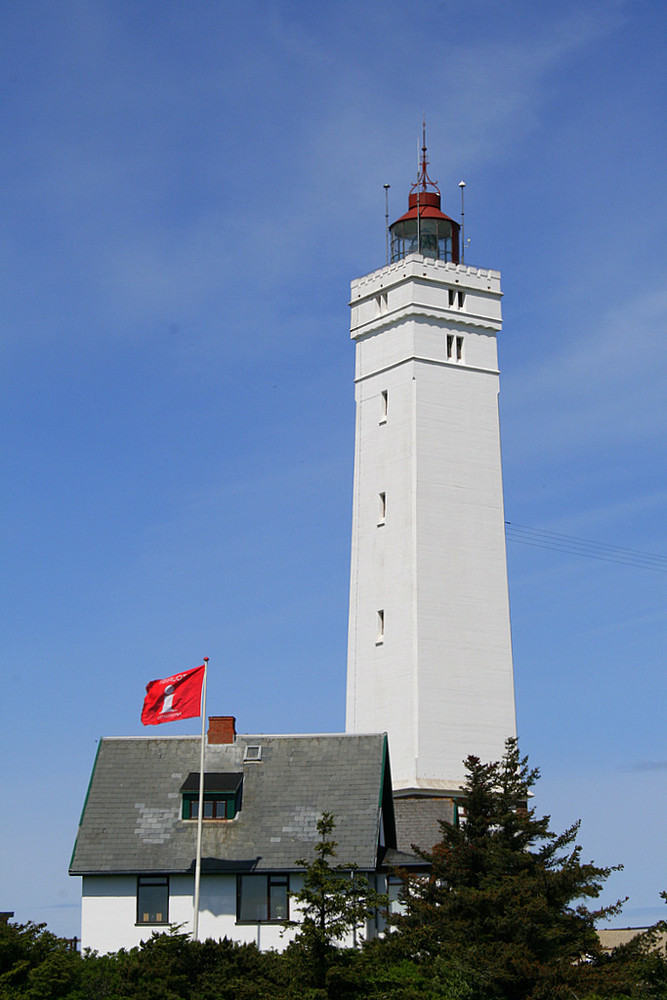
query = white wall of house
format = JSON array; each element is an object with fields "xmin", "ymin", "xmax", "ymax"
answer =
[
  {"xmin": 80, "ymin": 872, "xmax": 380, "ymax": 954},
  {"xmin": 81, "ymin": 874, "xmax": 302, "ymax": 954}
]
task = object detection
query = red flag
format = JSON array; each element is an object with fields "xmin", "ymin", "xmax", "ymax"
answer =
[{"xmin": 141, "ymin": 664, "xmax": 205, "ymax": 726}]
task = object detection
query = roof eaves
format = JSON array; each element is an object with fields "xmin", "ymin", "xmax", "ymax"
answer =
[{"xmin": 69, "ymin": 738, "xmax": 103, "ymax": 874}]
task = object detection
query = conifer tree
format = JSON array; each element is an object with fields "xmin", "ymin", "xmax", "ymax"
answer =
[
  {"xmin": 285, "ymin": 812, "xmax": 387, "ymax": 992},
  {"xmin": 391, "ymin": 739, "xmax": 623, "ymax": 1000}
]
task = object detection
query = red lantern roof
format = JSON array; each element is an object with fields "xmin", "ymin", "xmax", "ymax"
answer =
[{"xmin": 392, "ymin": 191, "xmax": 457, "ymax": 226}]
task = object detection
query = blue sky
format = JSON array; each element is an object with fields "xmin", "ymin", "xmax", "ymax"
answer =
[{"xmin": 1, "ymin": 0, "xmax": 665, "ymax": 937}]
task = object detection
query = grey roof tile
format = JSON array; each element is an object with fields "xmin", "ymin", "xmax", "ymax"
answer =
[
  {"xmin": 70, "ymin": 733, "xmax": 390, "ymax": 875},
  {"xmin": 393, "ymin": 797, "xmax": 455, "ymax": 854}
]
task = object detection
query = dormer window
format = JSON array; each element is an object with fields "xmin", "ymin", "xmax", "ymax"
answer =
[{"xmin": 180, "ymin": 772, "xmax": 242, "ymax": 821}]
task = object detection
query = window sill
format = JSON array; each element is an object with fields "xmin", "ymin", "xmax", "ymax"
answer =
[
  {"xmin": 136, "ymin": 921, "xmax": 170, "ymax": 927},
  {"xmin": 182, "ymin": 817, "xmax": 235, "ymax": 822},
  {"xmin": 235, "ymin": 919, "xmax": 286, "ymax": 926}
]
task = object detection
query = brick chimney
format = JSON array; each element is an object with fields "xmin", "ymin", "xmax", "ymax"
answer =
[{"xmin": 208, "ymin": 716, "xmax": 236, "ymax": 744}]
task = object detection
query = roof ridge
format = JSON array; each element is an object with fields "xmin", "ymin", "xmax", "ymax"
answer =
[{"xmin": 101, "ymin": 731, "xmax": 386, "ymax": 741}]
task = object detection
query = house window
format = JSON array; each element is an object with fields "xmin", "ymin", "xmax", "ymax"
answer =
[
  {"xmin": 386, "ymin": 875, "xmax": 405, "ymax": 916},
  {"xmin": 185, "ymin": 796, "xmax": 236, "ymax": 820},
  {"xmin": 237, "ymin": 874, "xmax": 289, "ymax": 923},
  {"xmin": 455, "ymin": 801, "xmax": 468, "ymax": 827},
  {"xmin": 180, "ymin": 772, "xmax": 242, "ymax": 821},
  {"xmin": 380, "ymin": 389, "xmax": 388, "ymax": 423},
  {"xmin": 137, "ymin": 876, "xmax": 169, "ymax": 925}
]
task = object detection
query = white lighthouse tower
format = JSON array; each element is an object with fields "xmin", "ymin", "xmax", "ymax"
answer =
[{"xmin": 345, "ymin": 140, "xmax": 516, "ymax": 797}]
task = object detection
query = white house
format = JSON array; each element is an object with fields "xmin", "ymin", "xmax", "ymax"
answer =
[{"xmin": 69, "ymin": 716, "xmax": 420, "ymax": 953}]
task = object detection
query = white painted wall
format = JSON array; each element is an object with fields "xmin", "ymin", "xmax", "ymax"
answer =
[
  {"xmin": 346, "ymin": 255, "xmax": 516, "ymax": 794},
  {"xmin": 81, "ymin": 874, "xmax": 302, "ymax": 954},
  {"xmin": 80, "ymin": 872, "xmax": 381, "ymax": 954}
]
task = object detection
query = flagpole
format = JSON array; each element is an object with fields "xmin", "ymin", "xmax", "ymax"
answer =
[{"xmin": 192, "ymin": 657, "xmax": 208, "ymax": 942}]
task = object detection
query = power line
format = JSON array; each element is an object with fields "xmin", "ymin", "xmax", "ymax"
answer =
[{"xmin": 504, "ymin": 521, "xmax": 667, "ymax": 574}]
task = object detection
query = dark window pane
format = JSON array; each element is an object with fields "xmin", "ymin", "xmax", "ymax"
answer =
[
  {"xmin": 137, "ymin": 877, "xmax": 168, "ymax": 924},
  {"xmin": 184, "ymin": 794, "xmax": 236, "ymax": 820},
  {"xmin": 269, "ymin": 879, "xmax": 288, "ymax": 920},
  {"xmin": 239, "ymin": 875, "xmax": 267, "ymax": 921}
]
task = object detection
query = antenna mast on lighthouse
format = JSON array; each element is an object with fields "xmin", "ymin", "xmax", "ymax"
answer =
[{"xmin": 386, "ymin": 123, "xmax": 460, "ymax": 264}]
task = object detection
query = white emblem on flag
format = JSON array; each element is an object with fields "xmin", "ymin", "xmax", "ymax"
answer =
[{"xmin": 160, "ymin": 684, "xmax": 175, "ymax": 714}]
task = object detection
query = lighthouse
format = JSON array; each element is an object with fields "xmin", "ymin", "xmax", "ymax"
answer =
[{"xmin": 345, "ymin": 140, "xmax": 517, "ymax": 797}]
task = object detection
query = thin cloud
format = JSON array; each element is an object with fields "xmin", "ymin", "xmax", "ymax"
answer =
[{"xmin": 504, "ymin": 284, "xmax": 667, "ymax": 459}]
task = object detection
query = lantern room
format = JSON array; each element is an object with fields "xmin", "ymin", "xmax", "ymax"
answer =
[{"xmin": 389, "ymin": 138, "xmax": 460, "ymax": 265}]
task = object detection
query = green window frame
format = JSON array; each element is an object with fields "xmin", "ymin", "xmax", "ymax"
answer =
[
  {"xmin": 180, "ymin": 772, "xmax": 242, "ymax": 821},
  {"xmin": 182, "ymin": 792, "xmax": 239, "ymax": 820}
]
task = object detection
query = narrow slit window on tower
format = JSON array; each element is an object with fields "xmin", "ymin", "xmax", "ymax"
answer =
[
  {"xmin": 456, "ymin": 336, "xmax": 464, "ymax": 362},
  {"xmin": 448, "ymin": 288, "xmax": 455, "ymax": 307},
  {"xmin": 378, "ymin": 492, "xmax": 386, "ymax": 525},
  {"xmin": 380, "ymin": 390, "xmax": 388, "ymax": 423},
  {"xmin": 376, "ymin": 610, "xmax": 385, "ymax": 644},
  {"xmin": 458, "ymin": 290, "xmax": 465, "ymax": 309},
  {"xmin": 446, "ymin": 334, "xmax": 454, "ymax": 360}
]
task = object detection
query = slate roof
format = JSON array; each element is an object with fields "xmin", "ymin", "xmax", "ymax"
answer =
[
  {"xmin": 70, "ymin": 733, "xmax": 394, "ymax": 876},
  {"xmin": 378, "ymin": 847, "xmax": 429, "ymax": 871},
  {"xmin": 393, "ymin": 796, "xmax": 455, "ymax": 855}
]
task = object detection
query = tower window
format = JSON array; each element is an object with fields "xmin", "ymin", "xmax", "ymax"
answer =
[
  {"xmin": 458, "ymin": 290, "xmax": 465, "ymax": 309},
  {"xmin": 447, "ymin": 335, "xmax": 464, "ymax": 362},
  {"xmin": 376, "ymin": 610, "xmax": 385, "ymax": 644},
  {"xmin": 378, "ymin": 492, "xmax": 386, "ymax": 525},
  {"xmin": 375, "ymin": 291, "xmax": 388, "ymax": 315},
  {"xmin": 448, "ymin": 289, "xmax": 455, "ymax": 307},
  {"xmin": 380, "ymin": 390, "xmax": 388, "ymax": 423}
]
